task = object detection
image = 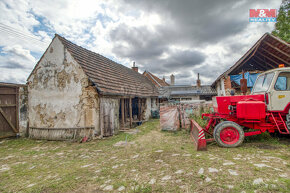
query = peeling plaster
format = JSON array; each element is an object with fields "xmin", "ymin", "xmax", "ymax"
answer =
[{"xmin": 27, "ymin": 37, "xmax": 100, "ymax": 137}]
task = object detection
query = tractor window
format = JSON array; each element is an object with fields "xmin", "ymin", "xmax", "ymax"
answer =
[
  {"xmin": 252, "ymin": 72, "xmax": 274, "ymax": 93},
  {"xmin": 274, "ymin": 72, "xmax": 290, "ymax": 91}
]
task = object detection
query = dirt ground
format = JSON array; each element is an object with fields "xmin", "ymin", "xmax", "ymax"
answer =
[{"xmin": 0, "ymin": 119, "xmax": 289, "ymax": 193}]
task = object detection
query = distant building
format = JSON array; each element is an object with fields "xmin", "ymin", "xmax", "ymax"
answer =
[
  {"xmin": 143, "ymin": 71, "xmax": 169, "ymax": 88},
  {"xmin": 159, "ymin": 73, "xmax": 217, "ymax": 101}
]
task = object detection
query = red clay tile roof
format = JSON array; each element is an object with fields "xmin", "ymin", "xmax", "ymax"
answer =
[
  {"xmin": 56, "ymin": 35, "xmax": 158, "ymax": 97},
  {"xmin": 143, "ymin": 71, "xmax": 169, "ymax": 88}
]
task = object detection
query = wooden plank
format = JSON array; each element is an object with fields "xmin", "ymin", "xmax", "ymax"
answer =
[
  {"xmin": 138, "ymin": 98, "xmax": 141, "ymax": 121},
  {"xmin": 0, "ymin": 107, "xmax": 18, "ymax": 133},
  {"xmin": 100, "ymin": 100, "xmax": 104, "ymax": 137},
  {"xmin": 250, "ymin": 58, "xmax": 268, "ymax": 70},
  {"xmin": 0, "ymin": 104, "xmax": 16, "ymax": 107},
  {"xmin": 0, "ymin": 92, "xmax": 17, "ymax": 95},
  {"xmin": 260, "ymin": 47, "xmax": 289, "ymax": 65},
  {"xmin": 121, "ymin": 98, "xmax": 125, "ymax": 126},
  {"xmin": 129, "ymin": 98, "xmax": 132, "ymax": 128},
  {"xmin": 0, "ymin": 134, "xmax": 16, "ymax": 139},
  {"xmin": 263, "ymin": 41, "xmax": 290, "ymax": 58},
  {"xmin": 256, "ymin": 52, "xmax": 280, "ymax": 67},
  {"xmin": 254, "ymin": 54, "xmax": 276, "ymax": 69},
  {"xmin": 124, "ymin": 99, "xmax": 127, "ymax": 123},
  {"xmin": 251, "ymin": 60, "xmax": 266, "ymax": 71},
  {"xmin": 16, "ymin": 88, "xmax": 19, "ymax": 131}
]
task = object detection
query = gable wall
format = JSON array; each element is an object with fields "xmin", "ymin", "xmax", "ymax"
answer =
[{"xmin": 27, "ymin": 37, "xmax": 100, "ymax": 138}]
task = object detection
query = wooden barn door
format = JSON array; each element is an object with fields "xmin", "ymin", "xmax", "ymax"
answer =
[
  {"xmin": 0, "ymin": 85, "xmax": 19, "ymax": 138},
  {"xmin": 100, "ymin": 98, "xmax": 118, "ymax": 137}
]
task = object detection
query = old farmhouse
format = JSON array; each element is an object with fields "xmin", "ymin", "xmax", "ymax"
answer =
[{"xmin": 27, "ymin": 34, "xmax": 158, "ymax": 140}]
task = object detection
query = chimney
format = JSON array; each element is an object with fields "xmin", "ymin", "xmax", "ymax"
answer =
[
  {"xmin": 132, "ymin": 61, "xmax": 138, "ymax": 73},
  {"xmin": 197, "ymin": 73, "xmax": 201, "ymax": 87},
  {"xmin": 170, "ymin": 74, "xmax": 175, "ymax": 85}
]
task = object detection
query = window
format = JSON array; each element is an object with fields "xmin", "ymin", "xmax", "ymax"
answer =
[
  {"xmin": 274, "ymin": 72, "xmax": 290, "ymax": 91},
  {"xmin": 252, "ymin": 72, "xmax": 274, "ymax": 93}
]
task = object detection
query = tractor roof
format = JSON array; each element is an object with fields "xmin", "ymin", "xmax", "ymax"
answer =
[{"xmin": 259, "ymin": 67, "xmax": 290, "ymax": 75}]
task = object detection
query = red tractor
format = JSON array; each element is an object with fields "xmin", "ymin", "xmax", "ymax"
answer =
[{"xmin": 191, "ymin": 67, "xmax": 290, "ymax": 150}]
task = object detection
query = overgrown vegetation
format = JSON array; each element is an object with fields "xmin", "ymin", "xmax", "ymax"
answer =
[
  {"xmin": 0, "ymin": 119, "xmax": 289, "ymax": 192},
  {"xmin": 272, "ymin": 1, "xmax": 290, "ymax": 42}
]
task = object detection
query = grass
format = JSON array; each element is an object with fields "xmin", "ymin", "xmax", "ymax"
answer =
[{"xmin": 0, "ymin": 119, "xmax": 289, "ymax": 193}]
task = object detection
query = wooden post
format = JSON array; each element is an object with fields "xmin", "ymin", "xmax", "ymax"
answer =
[
  {"xmin": 129, "ymin": 97, "xmax": 132, "ymax": 128},
  {"xmin": 16, "ymin": 87, "xmax": 19, "ymax": 133},
  {"xmin": 138, "ymin": 98, "xmax": 141, "ymax": 121},
  {"xmin": 121, "ymin": 98, "xmax": 125, "ymax": 127}
]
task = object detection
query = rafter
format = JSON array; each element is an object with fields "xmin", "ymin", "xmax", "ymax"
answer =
[
  {"xmin": 260, "ymin": 47, "xmax": 289, "ymax": 65},
  {"xmin": 256, "ymin": 52, "xmax": 280, "ymax": 68},
  {"xmin": 263, "ymin": 41, "xmax": 290, "ymax": 58},
  {"xmin": 253, "ymin": 55, "xmax": 276, "ymax": 69},
  {"xmin": 250, "ymin": 58, "xmax": 268, "ymax": 70}
]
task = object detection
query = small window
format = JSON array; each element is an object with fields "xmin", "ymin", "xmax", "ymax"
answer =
[{"xmin": 274, "ymin": 72, "xmax": 290, "ymax": 91}]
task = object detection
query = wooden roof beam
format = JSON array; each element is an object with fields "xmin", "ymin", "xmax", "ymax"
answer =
[
  {"xmin": 253, "ymin": 55, "xmax": 276, "ymax": 69},
  {"xmin": 250, "ymin": 58, "xmax": 268, "ymax": 70},
  {"xmin": 260, "ymin": 47, "xmax": 289, "ymax": 65},
  {"xmin": 256, "ymin": 52, "xmax": 279, "ymax": 68},
  {"xmin": 263, "ymin": 41, "xmax": 290, "ymax": 58}
]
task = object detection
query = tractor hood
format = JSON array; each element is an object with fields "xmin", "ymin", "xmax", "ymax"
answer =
[{"xmin": 213, "ymin": 94, "xmax": 265, "ymax": 114}]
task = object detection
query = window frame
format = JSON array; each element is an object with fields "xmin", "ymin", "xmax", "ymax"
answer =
[
  {"xmin": 252, "ymin": 72, "xmax": 275, "ymax": 93},
  {"xmin": 274, "ymin": 72, "xmax": 290, "ymax": 91}
]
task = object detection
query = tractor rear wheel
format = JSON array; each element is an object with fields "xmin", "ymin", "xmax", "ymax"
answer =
[{"xmin": 214, "ymin": 121, "xmax": 244, "ymax": 148}]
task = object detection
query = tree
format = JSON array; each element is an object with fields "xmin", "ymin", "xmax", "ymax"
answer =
[{"xmin": 272, "ymin": 0, "xmax": 290, "ymax": 42}]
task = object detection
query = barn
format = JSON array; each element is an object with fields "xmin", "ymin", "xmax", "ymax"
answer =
[{"xmin": 27, "ymin": 34, "xmax": 158, "ymax": 140}]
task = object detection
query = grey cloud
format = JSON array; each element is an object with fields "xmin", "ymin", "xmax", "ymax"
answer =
[
  {"xmin": 109, "ymin": 0, "xmax": 276, "ymax": 85},
  {"xmin": 121, "ymin": 0, "xmax": 270, "ymax": 45},
  {"xmin": 166, "ymin": 50, "xmax": 205, "ymax": 68},
  {"xmin": 138, "ymin": 49, "xmax": 206, "ymax": 75},
  {"xmin": 0, "ymin": 60, "xmax": 25, "ymax": 69},
  {"xmin": 110, "ymin": 25, "xmax": 166, "ymax": 61}
]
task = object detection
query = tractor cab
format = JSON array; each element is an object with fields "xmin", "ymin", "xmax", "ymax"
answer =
[{"xmin": 252, "ymin": 67, "xmax": 290, "ymax": 111}]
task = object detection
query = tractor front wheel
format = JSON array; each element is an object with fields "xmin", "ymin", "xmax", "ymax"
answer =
[{"xmin": 214, "ymin": 121, "xmax": 244, "ymax": 148}]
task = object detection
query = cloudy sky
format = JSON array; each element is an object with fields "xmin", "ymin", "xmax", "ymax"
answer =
[{"xmin": 0, "ymin": 0, "xmax": 281, "ymax": 85}]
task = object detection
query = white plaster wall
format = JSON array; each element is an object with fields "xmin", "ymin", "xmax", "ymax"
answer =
[
  {"xmin": 144, "ymin": 97, "xmax": 152, "ymax": 120},
  {"xmin": 19, "ymin": 86, "xmax": 28, "ymax": 135},
  {"xmin": 216, "ymin": 81, "xmax": 220, "ymax": 96},
  {"xmin": 151, "ymin": 98, "xmax": 159, "ymax": 111},
  {"xmin": 27, "ymin": 37, "xmax": 99, "ymax": 132},
  {"xmin": 221, "ymin": 78, "xmax": 226, "ymax": 96},
  {"xmin": 216, "ymin": 79, "xmax": 225, "ymax": 96}
]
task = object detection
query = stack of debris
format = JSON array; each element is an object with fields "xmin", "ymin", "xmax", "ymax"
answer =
[{"xmin": 160, "ymin": 101, "xmax": 213, "ymax": 131}]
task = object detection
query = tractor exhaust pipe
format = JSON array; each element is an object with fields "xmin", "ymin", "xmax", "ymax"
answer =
[{"xmin": 240, "ymin": 71, "xmax": 247, "ymax": 95}]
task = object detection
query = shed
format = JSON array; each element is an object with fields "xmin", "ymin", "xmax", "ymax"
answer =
[
  {"xmin": 27, "ymin": 34, "xmax": 158, "ymax": 140},
  {"xmin": 212, "ymin": 33, "xmax": 290, "ymax": 96}
]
